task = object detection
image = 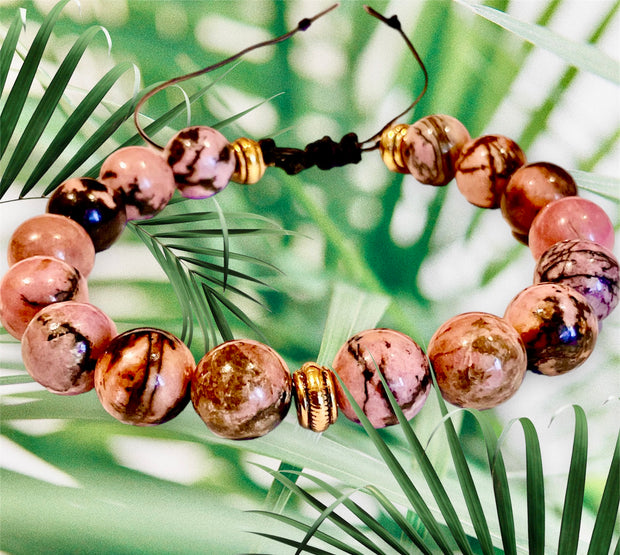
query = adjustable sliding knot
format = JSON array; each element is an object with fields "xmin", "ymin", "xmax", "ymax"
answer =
[{"xmin": 259, "ymin": 133, "xmax": 362, "ymax": 176}]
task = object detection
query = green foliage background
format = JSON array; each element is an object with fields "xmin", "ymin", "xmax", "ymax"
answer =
[{"xmin": 0, "ymin": 0, "xmax": 618, "ymax": 553}]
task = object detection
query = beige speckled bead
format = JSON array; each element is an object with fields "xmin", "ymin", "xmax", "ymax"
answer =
[{"xmin": 292, "ymin": 362, "xmax": 338, "ymax": 433}]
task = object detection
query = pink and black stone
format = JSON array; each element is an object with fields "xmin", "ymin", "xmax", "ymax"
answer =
[
  {"xmin": 331, "ymin": 328, "xmax": 430, "ymax": 428},
  {"xmin": 164, "ymin": 126, "xmax": 235, "ymax": 199},
  {"xmin": 95, "ymin": 328, "xmax": 195, "ymax": 426},
  {"xmin": 22, "ymin": 301, "xmax": 116, "ymax": 395},
  {"xmin": 191, "ymin": 339, "xmax": 292, "ymax": 440},
  {"xmin": 504, "ymin": 283, "xmax": 598, "ymax": 376},
  {"xmin": 0, "ymin": 255, "xmax": 88, "ymax": 339},
  {"xmin": 534, "ymin": 239, "xmax": 619, "ymax": 321},
  {"xmin": 47, "ymin": 177, "xmax": 127, "ymax": 252},
  {"xmin": 428, "ymin": 312, "xmax": 527, "ymax": 409}
]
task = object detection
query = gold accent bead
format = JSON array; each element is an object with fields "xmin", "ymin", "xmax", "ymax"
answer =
[
  {"xmin": 292, "ymin": 362, "xmax": 338, "ymax": 433},
  {"xmin": 230, "ymin": 137, "xmax": 266, "ymax": 185},
  {"xmin": 379, "ymin": 123, "xmax": 410, "ymax": 174}
]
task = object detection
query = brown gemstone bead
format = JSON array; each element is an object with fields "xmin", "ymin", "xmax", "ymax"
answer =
[
  {"xmin": 192, "ymin": 339, "xmax": 292, "ymax": 440},
  {"xmin": 428, "ymin": 312, "xmax": 527, "ymax": 409},
  {"xmin": 455, "ymin": 135, "xmax": 527, "ymax": 208},
  {"xmin": 8, "ymin": 214, "xmax": 96, "ymax": 277},
  {"xmin": 500, "ymin": 162, "xmax": 577, "ymax": 242},
  {"xmin": 95, "ymin": 328, "xmax": 194, "ymax": 426},
  {"xmin": 504, "ymin": 283, "xmax": 598, "ymax": 376},
  {"xmin": 230, "ymin": 137, "xmax": 267, "ymax": 184},
  {"xmin": 292, "ymin": 362, "xmax": 338, "ymax": 433},
  {"xmin": 0, "ymin": 256, "xmax": 88, "ymax": 339},
  {"xmin": 401, "ymin": 114, "xmax": 470, "ymax": 186}
]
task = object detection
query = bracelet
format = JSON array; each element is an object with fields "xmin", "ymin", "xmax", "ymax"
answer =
[{"xmin": 1, "ymin": 5, "xmax": 617, "ymax": 441}]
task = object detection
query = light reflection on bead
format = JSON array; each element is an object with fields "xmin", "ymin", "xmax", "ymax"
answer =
[
  {"xmin": 379, "ymin": 123, "xmax": 410, "ymax": 174},
  {"xmin": 292, "ymin": 362, "xmax": 338, "ymax": 433},
  {"xmin": 230, "ymin": 137, "xmax": 267, "ymax": 184}
]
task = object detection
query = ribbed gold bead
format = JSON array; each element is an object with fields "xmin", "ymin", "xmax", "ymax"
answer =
[
  {"xmin": 379, "ymin": 123, "xmax": 410, "ymax": 174},
  {"xmin": 230, "ymin": 137, "xmax": 266, "ymax": 185},
  {"xmin": 292, "ymin": 363, "xmax": 338, "ymax": 433}
]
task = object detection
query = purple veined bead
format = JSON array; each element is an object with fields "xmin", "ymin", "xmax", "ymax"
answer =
[
  {"xmin": 504, "ymin": 283, "xmax": 598, "ymax": 376},
  {"xmin": 428, "ymin": 312, "xmax": 527, "ymax": 409},
  {"xmin": 47, "ymin": 177, "xmax": 127, "ymax": 252},
  {"xmin": 331, "ymin": 328, "xmax": 431, "ymax": 428},
  {"xmin": 7, "ymin": 213, "xmax": 96, "ymax": 277},
  {"xmin": 534, "ymin": 239, "xmax": 619, "ymax": 321},
  {"xmin": 401, "ymin": 114, "xmax": 470, "ymax": 186},
  {"xmin": 99, "ymin": 146, "xmax": 176, "ymax": 220},
  {"xmin": 163, "ymin": 126, "xmax": 236, "ymax": 199},
  {"xmin": 455, "ymin": 134, "xmax": 527, "ymax": 208},
  {"xmin": 0, "ymin": 256, "xmax": 88, "ymax": 339},
  {"xmin": 94, "ymin": 328, "xmax": 195, "ymax": 426},
  {"xmin": 191, "ymin": 339, "xmax": 292, "ymax": 440},
  {"xmin": 22, "ymin": 301, "xmax": 117, "ymax": 395}
]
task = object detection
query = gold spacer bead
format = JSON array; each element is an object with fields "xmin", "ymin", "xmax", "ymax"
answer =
[
  {"xmin": 292, "ymin": 362, "xmax": 338, "ymax": 433},
  {"xmin": 379, "ymin": 123, "xmax": 410, "ymax": 174},
  {"xmin": 230, "ymin": 137, "xmax": 266, "ymax": 185}
]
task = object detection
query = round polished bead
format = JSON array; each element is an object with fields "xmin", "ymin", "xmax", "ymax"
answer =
[
  {"xmin": 528, "ymin": 196, "xmax": 615, "ymax": 259},
  {"xmin": 455, "ymin": 135, "xmax": 527, "ymax": 208},
  {"xmin": 0, "ymin": 256, "xmax": 88, "ymax": 339},
  {"xmin": 164, "ymin": 126, "xmax": 235, "ymax": 198},
  {"xmin": 230, "ymin": 137, "xmax": 267, "ymax": 184},
  {"xmin": 379, "ymin": 123, "xmax": 410, "ymax": 174},
  {"xmin": 22, "ymin": 301, "xmax": 116, "ymax": 395},
  {"xmin": 500, "ymin": 162, "xmax": 577, "ymax": 242},
  {"xmin": 534, "ymin": 239, "xmax": 619, "ymax": 321},
  {"xmin": 332, "ymin": 328, "xmax": 430, "ymax": 428},
  {"xmin": 7, "ymin": 213, "xmax": 96, "ymax": 277},
  {"xmin": 401, "ymin": 115, "xmax": 470, "ymax": 186},
  {"xmin": 47, "ymin": 177, "xmax": 127, "ymax": 252},
  {"xmin": 192, "ymin": 339, "xmax": 292, "ymax": 439},
  {"xmin": 504, "ymin": 283, "xmax": 598, "ymax": 376},
  {"xmin": 99, "ymin": 146, "xmax": 176, "ymax": 220},
  {"xmin": 292, "ymin": 362, "xmax": 338, "ymax": 433},
  {"xmin": 428, "ymin": 312, "xmax": 527, "ymax": 409},
  {"xmin": 95, "ymin": 328, "xmax": 194, "ymax": 426}
]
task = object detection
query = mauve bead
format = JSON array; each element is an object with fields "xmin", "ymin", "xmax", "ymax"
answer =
[
  {"xmin": 164, "ymin": 126, "xmax": 235, "ymax": 199},
  {"xmin": 99, "ymin": 146, "xmax": 176, "ymax": 220},
  {"xmin": 331, "ymin": 328, "xmax": 430, "ymax": 428},
  {"xmin": 534, "ymin": 239, "xmax": 619, "ymax": 321},
  {"xmin": 47, "ymin": 177, "xmax": 127, "ymax": 252},
  {"xmin": 428, "ymin": 312, "xmax": 527, "ymax": 409},
  {"xmin": 0, "ymin": 256, "xmax": 88, "ymax": 339},
  {"xmin": 504, "ymin": 283, "xmax": 598, "ymax": 376},
  {"xmin": 528, "ymin": 196, "xmax": 615, "ymax": 259},
  {"xmin": 192, "ymin": 339, "xmax": 292, "ymax": 440},
  {"xmin": 95, "ymin": 328, "xmax": 195, "ymax": 426},
  {"xmin": 401, "ymin": 115, "xmax": 470, "ymax": 186},
  {"xmin": 500, "ymin": 162, "xmax": 577, "ymax": 242},
  {"xmin": 22, "ymin": 301, "xmax": 116, "ymax": 395},
  {"xmin": 455, "ymin": 135, "xmax": 527, "ymax": 208},
  {"xmin": 8, "ymin": 214, "xmax": 96, "ymax": 277}
]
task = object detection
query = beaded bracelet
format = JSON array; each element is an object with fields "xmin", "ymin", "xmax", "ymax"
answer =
[{"xmin": 1, "ymin": 5, "xmax": 618, "ymax": 440}]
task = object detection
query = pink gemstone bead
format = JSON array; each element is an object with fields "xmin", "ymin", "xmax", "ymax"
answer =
[
  {"xmin": 455, "ymin": 135, "xmax": 526, "ymax": 208},
  {"xmin": 504, "ymin": 283, "xmax": 598, "ymax": 376},
  {"xmin": 99, "ymin": 146, "xmax": 176, "ymax": 220},
  {"xmin": 534, "ymin": 239, "xmax": 619, "ymax": 321},
  {"xmin": 22, "ymin": 301, "xmax": 116, "ymax": 395},
  {"xmin": 192, "ymin": 339, "xmax": 292, "ymax": 439},
  {"xmin": 95, "ymin": 328, "xmax": 195, "ymax": 426},
  {"xmin": 500, "ymin": 162, "xmax": 577, "ymax": 242},
  {"xmin": 332, "ymin": 328, "xmax": 430, "ymax": 428},
  {"xmin": 8, "ymin": 214, "xmax": 96, "ymax": 277},
  {"xmin": 0, "ymin": 256, "xmax": 88, "ymax": 339},
  {"xmin": 401, "ymin": 115, "xmax": 470, "ymax": 186},
  {"xmin": 428, "ymin": 312, "xmax": 527, "ymax": 409},
  {"xmin": 528, "ymin": 196, "xmax": 615, "ymax": 259},
  {"xmin": 164, "ymin": 126, "xmax": 235, "ymax": 198}
]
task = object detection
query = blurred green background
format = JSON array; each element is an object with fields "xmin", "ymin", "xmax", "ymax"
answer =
[{"xmin": 1, "ymin": 0, "xmax": 618, "ymax": 552}]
